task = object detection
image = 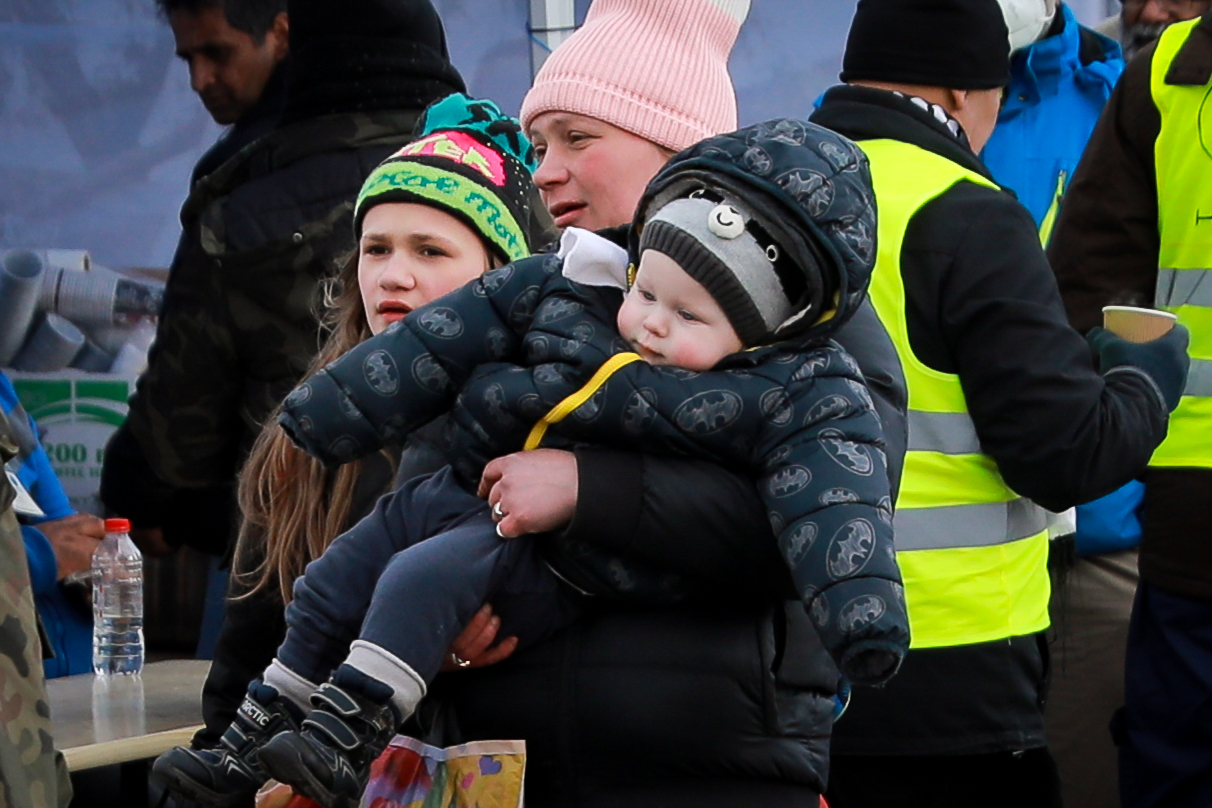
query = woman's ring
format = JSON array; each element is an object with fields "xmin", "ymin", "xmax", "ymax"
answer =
[
  {"xmin": 450, "ymin": 652, "xmax": 472, "ymax": 668},
  {"xmin": 492, "ymin": 502, "xmax": 505, "ymax": 519}
]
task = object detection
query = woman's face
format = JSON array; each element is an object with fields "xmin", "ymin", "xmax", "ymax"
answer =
[
  {"xmin": 358, "ymin": 202, "xmax": 493, "ymax": 335},
  {"xmin": 529, "ymin": 112, "xmax": 672, "ymax": 232}
]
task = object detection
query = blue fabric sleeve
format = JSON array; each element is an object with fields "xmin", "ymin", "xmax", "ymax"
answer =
[
  {"xmin": 23, "ymin": 439, "xmax": 74, "ymax": 524},
  {"xmin": 1074, "ymin": 480, "xmax": 1144, "ymax": 556},
  {"xmin": 22, "ymin": 525, "xmax": 59, "ymax": 595},
  {"xmin": 0, "ymin": 372, "xmax": 20, "ymax": 414},
  {"xmin": 3, "ymin": 372, "xmax": 75, "ymax": 591},
  {"xmin": 1, "ymin": 372, "xmax": 73, "ymax": 522}
]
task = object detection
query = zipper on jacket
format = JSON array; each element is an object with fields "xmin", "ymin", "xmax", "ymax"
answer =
[{"xmin": 1039, "ymin": 169, "xmax": 1067, "ymax": 248}]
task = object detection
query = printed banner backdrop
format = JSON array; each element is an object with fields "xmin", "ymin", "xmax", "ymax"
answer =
[{"xmin": 0, "ymin": 0, "xmax": 1116, "ymax": 273}]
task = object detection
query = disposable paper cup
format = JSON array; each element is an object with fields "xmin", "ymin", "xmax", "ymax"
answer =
[{"xmin": 1102, "ymin": 306, "xmax": 1178, "ymax": 344}]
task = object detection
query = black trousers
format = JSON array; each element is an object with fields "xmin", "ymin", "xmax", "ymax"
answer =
[
  {"xmin": 1118, "ymin": 582, "xmax": 1212, "ymax": 808},
  {"xmin": 826, "ymin": 748, "xmax": 1063, "ymax": 808}
]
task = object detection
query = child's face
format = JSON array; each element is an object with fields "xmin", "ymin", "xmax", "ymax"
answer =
[
  {"xmin": 359, "ymin": 202, "xmax": 494, "ymax": 335},
  {"xmin": 616, "ymin": 250, "xmax": 744, "ymax": 371}
]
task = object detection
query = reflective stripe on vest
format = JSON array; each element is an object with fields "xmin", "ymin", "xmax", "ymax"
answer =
[
  {"xmin": 894, "ymin": 499, "xmax": 1049, "ymax": 552},
  {"xmin": 1150, "ymin": 18, "xmax": 1212, "ymax": 468},
  {"xmin": 1185, "ymin": 359, "xmax": 1212, "ymax": 397},
  {"xmin": 1156, "ymin": 268, "xmax": 1212, "ymax": 308},
  {"xmin": 859, "ymin": 138, "xmax": 1051, "ymax": 649},
  {"xmin": 907, "ymin": 410, "xmax": 982, "ymax": 455}
]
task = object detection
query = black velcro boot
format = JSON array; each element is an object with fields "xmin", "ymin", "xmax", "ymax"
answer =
[
  {"xmin": 152, "ymin": 680, "xmax": 303, "ymax": 807},
  {"xmin": 256, "ymin": 675, "xmax": 400, "ymax": 808}
]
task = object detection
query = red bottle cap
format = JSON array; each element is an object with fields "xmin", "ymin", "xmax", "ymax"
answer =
[{"xmin": 104, "ymin": 518, "xmax": 131, "ymax": 533}]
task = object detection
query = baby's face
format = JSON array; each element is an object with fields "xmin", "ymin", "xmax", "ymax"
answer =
[{"xmin": 616, "ymin": 250, "xmax": 744, "ymax": 371}]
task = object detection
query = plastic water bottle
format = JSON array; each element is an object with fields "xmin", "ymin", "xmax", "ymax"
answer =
[{"xmin": 92, "ymin": 518, "xmax": 144, "ymax": 676}]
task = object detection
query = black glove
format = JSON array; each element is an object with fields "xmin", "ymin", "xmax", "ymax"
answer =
[{"xmin": 1087, "ymin": 324, "xmax": 1190, "ymax": 412}]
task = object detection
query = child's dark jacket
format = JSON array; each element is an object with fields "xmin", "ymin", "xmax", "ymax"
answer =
[{"xmin": 279, "ymin": 121, "xmax": 910, "ymax": 682}]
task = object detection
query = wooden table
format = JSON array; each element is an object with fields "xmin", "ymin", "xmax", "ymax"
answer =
[{"xmin": 47, "ymin": 659, "xmax": 210, "ymax": 771}]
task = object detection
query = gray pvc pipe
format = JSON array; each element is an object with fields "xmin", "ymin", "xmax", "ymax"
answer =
[
  {"xmin": 39, "ymin": 265, "xmax": 163, "ymax": 326},
  {"xmin": 0, "ymin": 250, "xmax": 46, "ymax": 365},
  {"xmin": 70, "ymin": 340, "xmax": 115, "ymax": 373},
  {"xmin": 11, "ymin": 313, "xmax": 86, "ymax": 372},
  {"xmin": 42, "ymin": 249, "xmax": 90, "ymax": 272}
]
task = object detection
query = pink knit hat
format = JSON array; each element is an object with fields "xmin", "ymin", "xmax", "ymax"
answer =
[{"xmin": 520, "ymin": 0, "xmax": 750, "ymax": 152}]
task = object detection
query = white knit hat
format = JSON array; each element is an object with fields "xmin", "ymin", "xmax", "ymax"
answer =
[{"xmin": 520, "ymin": 0, "xmax": 751, "ymax": 152}]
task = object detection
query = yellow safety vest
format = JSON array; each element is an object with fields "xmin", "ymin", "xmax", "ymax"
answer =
[
  {"xmin": 1150, "ymin": 18, "xmax": 1212, "ymax": 469},
  {"xmin": 859, "ymin": 139, "xmax": 1051, "ymax": 649}
]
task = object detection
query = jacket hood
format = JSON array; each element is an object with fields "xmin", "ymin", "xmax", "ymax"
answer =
[
  {"xmin": 278, "ymin": 0, "xmax": 466, "ymax": 125},
  {"xmin": 1000, "ymin": 4, "xmax": 1122, "ymax": 120},
  {"xmin": 633, "ymin": 118, "xmax": 877, "ymax": 344}
]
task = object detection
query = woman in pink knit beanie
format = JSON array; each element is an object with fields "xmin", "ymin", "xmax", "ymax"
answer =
[
  {"xmin": 521, "ymin": 0, "xmax": 750, "ymax": 231},
  {"xmin": 426, "ymin": 3, "xmax": 843, "ymax": 806}
]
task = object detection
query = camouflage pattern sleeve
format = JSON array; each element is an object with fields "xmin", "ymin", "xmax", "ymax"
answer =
[
  {"xmin": 0, "ymin": 415, "xmax": 71, "ymax": 808},
  {"xmin": 114, "ymin": 110, "xmax": 435, "ymax": 497},
  {"xmin": 122, "ymin": 244, "xmax": 245, "ymax": 489}
]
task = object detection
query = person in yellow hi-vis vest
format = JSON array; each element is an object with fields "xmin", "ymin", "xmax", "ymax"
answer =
[
  {"xmin": 1050, "ymin": 10, "xmax": 1212, "ymax": 808},
  {"xmin": 809, "ymin": 1, "xmax": 1191, "ymax": 806}
]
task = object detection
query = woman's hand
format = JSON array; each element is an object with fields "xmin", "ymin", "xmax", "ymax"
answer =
[
  {"xmin": 440, "ymin": 604, "xmax": 519, "ymax": 671},
  {"xmin": 478, "ymin": 449, "xmax": 578, "ymax": 538}
]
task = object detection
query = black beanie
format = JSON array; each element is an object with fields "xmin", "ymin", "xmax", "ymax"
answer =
[
  {"xmin": 280, "ymin": 0, "xmax": 467, "ymax": 125},
  {"xmin": 840, "ymin": 0, "xmax": 1010, "ymax": 90}
]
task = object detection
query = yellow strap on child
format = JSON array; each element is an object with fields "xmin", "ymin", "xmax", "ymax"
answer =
[{"xmin": 523, "ymin": 352, "xmax": 643, "ymax": 450}]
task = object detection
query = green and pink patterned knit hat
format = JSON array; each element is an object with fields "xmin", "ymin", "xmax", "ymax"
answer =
[{"xmin": 355, "ymin": 94, "xmax": 547, "ymax": 263}]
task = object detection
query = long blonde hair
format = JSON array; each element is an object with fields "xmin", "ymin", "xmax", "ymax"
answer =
[{"xmin": 233, "ymin": 253, "xmax": 374, "ymax": 603}]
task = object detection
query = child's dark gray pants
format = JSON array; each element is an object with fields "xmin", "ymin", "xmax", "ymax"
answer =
[{"xmin": 276, "ymin": 465, "xmax": 583, "ymax": 687}]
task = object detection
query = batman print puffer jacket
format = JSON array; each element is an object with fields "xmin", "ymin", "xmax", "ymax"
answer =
[{"xmin": 279, "ymin": 120, "xmax": 910, "ymax": 685}]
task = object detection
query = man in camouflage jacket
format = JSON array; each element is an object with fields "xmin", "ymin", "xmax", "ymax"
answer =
[
  {"xmin": 0, "ymin": 413, "xmax": 71, "ymax": 808},
  {"xmin": 100, "ymin": 0, "xmax": 468, "ymax": 559}
]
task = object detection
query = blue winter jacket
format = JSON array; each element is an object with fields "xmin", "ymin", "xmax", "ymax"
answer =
[
  {"xmin": 0, "ymin": 372, "xmax": 92, "ymax": 677},
  {"xmin": 982, "ymin": 7, "xmax": 1137, "ymax": 557},
  {"xmin": 982, "ymin": 4, "xmax": 1123, "ymax": 236}
]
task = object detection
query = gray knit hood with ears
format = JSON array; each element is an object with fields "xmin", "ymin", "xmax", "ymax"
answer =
[{"xmin": 632, "ymin": 118, "xmax": 877, "ymax": 346}]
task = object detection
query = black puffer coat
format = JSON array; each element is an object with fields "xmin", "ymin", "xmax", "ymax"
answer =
[{"xmin": 421, "ymin": 242, "xmax": 905, "ymax": 808}]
